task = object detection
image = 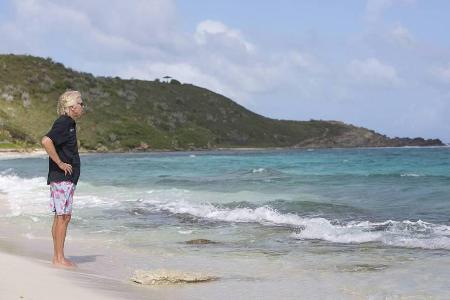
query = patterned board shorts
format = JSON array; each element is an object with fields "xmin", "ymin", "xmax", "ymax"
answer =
[{"xmin": 49, "ymin": 181, "xmax": 76, "ymax": 215}]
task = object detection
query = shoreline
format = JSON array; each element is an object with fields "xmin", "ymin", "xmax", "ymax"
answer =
[
  {"xmin": 0, "ymin": 194, "xmax": 155, "ymax": 300},
  {"xmin": 0, "ymin": 144, "xmax": 448, "ymax": 158}
]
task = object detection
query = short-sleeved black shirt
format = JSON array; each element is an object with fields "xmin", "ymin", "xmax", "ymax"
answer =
[{"xmin": 46, "ymin": 115, "xmax": 80, "ymax": 185}]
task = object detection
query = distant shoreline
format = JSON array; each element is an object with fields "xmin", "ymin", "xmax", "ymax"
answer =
[{"xmin": 0, "ymin": 144, "xmax": 448, "ymax": 159}]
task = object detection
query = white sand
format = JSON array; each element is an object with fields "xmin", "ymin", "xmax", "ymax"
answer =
[
  {"xmin": 0, "ymin": 251, "xmax": 126, "ymax": 300},
  {"xmin": 0, "ymin": 149, "xmax": 47, "ymax": 160}
]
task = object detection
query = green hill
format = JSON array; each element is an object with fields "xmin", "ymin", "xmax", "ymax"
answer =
[{"xmin": 0, "ymin": 54, "xmax": 444, "ymax": 151}]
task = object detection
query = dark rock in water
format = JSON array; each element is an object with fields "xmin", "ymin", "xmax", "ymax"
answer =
[
  {"xmin": 130, "ymin": 269, "xmax": 218, "ymax": 285},
  {"xmin": 337, "ymin": 263, "xmax": 389, "ymax": 272},
  {"xmin": 185, "ymin": 239, "xmax": 218, "ymax": 245}
]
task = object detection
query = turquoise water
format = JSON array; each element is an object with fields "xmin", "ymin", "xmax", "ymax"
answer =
[
  {"xmin": 1, "ymin": 147, "xmax": 450, "ymax": 298},
  {"xmin": 1, "ymin": 147, "xmax": 450, "ymax": 249}
]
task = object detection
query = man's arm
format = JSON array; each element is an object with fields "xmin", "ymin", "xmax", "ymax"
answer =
[{"xmin": 41, "ymin": 136, "xmax": 73, "ymax": 176}]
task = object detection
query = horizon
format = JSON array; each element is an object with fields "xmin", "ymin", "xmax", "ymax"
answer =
[{"xmin": 1, "ymin": 0, "xmax": 449, "ymax": 142}]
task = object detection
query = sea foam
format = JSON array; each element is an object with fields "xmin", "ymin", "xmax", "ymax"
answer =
[
  {"xmin": 0, "ymin": 174, "xmax": 48, "ymax": 216},
  {"xmin": 142, "ymin": 196, "xmax": 450, "ymax": 250},
  {"xmin": 2, "ymin": 173, "xmax": 450, "ymax": 250}
]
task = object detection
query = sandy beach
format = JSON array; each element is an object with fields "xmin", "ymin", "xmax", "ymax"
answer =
[
  {"xmin": 0, "ymin": 251, "xmax": 125, "ymax": 300},
  {"xmin": 0, "ymin": 149, "xmax": 47, "ymax": 159}
]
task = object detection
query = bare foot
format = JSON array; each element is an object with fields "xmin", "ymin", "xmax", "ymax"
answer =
[{"xmin": 52, "ymin": 257, "xmax": 76, "ymax": 268}]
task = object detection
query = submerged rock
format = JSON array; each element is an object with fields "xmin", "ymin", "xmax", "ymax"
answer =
[
  {"xmin": 337, "ymin": 264, "xmax": 389, "ymax": 272},
  {"xmin": 130, "ymin": 269, "xmax": 218, "ymax": 285},
  {"xmin": 185, "ymin": 239, "xmax": 218, "ymax": 245}
]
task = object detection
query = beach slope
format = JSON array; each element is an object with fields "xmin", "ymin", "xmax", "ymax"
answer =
[{"xmin": 0, "ymin": 251, "xmax": 127, "ymax": 300}]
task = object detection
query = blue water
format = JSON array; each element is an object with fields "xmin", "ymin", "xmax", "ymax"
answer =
[{"xmin": 1, "ymin": 147, "xmax": 450, "ymax": 250}]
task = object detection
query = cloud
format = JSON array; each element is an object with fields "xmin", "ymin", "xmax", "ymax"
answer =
[
  {"xmin": 348, "ymin": 57, "xmax": 401, "ymax": 87},
  {"xmin": 0, "ymin": 0, "xmax": 179, "ymax": 61},
  {"xmin": 287, "ymin": 51, "xmax": 325, "ymax": 73},
  {"xmin": 389, "ymin": 24, "xmax": 415, "ymax": 46},
  {"xmin": 195, "ymin": 20, "xmax": 254, "ymax": 53},
  {"xmin": 22, "ymin": 0, "xmax": 179, "ymax": 45},
  {"xmin": 431, "ymin": 65, "xmax": 450, "ymax": 85}
]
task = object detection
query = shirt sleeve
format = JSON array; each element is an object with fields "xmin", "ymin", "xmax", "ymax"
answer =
[{"xmin": 46, "ymin": 118, "xmax": 69, "ymax": 146}]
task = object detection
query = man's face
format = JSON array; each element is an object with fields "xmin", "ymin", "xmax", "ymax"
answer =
[{"xmin": 70, "ymin": 99, "xmax": 85, "ymax": 119}]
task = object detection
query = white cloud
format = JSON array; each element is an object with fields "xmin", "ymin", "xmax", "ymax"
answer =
[
  {"xmin": 195, "ymin": 20, "xmax": 254, "ymax": 53},
  {"xmin": 389, "ymin": 24, "xmax": 415, "ymax": 46},
  {"xmin": 22, "ymin": 0, "xmax": 179, "ymax": 45},
  {"xmin": 348, "ymin": 57, "xmax": 401, "ymax": 86},
  {"xmin": 1, "ymin": 0, "xmax": 179, "ymax": 61},
  {"xmin": 431, "ymin": 65, "xmax": 450, "ymax": 85},
  {"xmin": 287, "ymin": 51, "xmax": 325, "ymax": 73}
]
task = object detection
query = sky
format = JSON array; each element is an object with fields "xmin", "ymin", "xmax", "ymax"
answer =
[{"xmin": 1, "ymin": 0, "xmax": 449, "ymax": 142}]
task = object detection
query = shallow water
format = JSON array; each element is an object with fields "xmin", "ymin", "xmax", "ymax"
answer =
[{"xmin": 1, "ymin": 147, "xmax": 450, "ymax": 299}]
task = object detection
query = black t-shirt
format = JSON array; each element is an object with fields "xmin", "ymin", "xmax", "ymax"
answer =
[{"xmin": 46, "ymin": 115, "xmax": 80, "ymax": 185}]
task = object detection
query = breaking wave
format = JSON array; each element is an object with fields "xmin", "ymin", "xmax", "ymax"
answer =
[{"xmin": 1, "ymin": 173, "xmax": 450, "ymax": 250}]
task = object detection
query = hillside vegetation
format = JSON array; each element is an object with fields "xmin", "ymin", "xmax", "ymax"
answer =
[{"xmin": 0, "ymin": 54, "xmax": 443, "ymax": 151}]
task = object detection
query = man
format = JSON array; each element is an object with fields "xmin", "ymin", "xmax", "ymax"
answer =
[{"xmin": 41, "ymin": 90, "xmax": 84, "ymax": 267}]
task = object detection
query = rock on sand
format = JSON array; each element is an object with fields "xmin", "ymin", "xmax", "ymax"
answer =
[{"xmin": 130, "ymin": 269, "xmax": 218, "ymax": 285}]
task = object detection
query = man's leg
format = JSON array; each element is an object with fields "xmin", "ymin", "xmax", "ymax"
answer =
[
  {"xmin": 52, "ymin": 214, "xmax": 57, "ymax": 261},
  {"xmin": 62, "ymin": 214, "xmax": 71, "ymax": 250},
  {"xmin": 52, "ymin": 214, "xmax": 74, "ymax": 267}
]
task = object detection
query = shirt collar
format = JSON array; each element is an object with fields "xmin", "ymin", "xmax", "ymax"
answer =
[{"xmin": 62, "ymin": 114, "xmax": 76, "ymax": 125}]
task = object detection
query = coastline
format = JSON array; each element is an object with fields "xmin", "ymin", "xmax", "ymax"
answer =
[
  {"xmin": 0, "ymin": 143, "xmax": 448, "ymax": 159},
  {"xmin": 0, "ymin": 149, "xmax": 47, "ymax": 160}
]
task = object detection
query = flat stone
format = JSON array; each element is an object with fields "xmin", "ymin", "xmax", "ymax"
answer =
[
  {"xmin": 130, "ymin": 269, "xmax": 218, "ymax": 285},
  {"xmin": 185, "ymin": 239, "xmax": 218, "ymax": 245}
]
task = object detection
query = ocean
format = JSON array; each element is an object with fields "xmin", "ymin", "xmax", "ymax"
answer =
[{"xmin": 1, "ymin": 147, "xmax": 450, "ymax": 299}]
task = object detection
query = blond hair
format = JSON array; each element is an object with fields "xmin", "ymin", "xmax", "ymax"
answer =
[{"xmin": 57, "ymin": 90, "xmax": 81, "ymax": 115}]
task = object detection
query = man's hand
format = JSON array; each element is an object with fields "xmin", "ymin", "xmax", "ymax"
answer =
[
  {"xmin": 41, "ymin": 136, "xmax": 72, "ymax": 176},
  {"xmin": 57, "ymin": 161, "xmax": 73, "ymax": 176}
]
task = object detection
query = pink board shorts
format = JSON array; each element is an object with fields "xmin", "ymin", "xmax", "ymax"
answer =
[{"xmin": 49, "ymin": 181, "xmax": 76, "ymax": 215}]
